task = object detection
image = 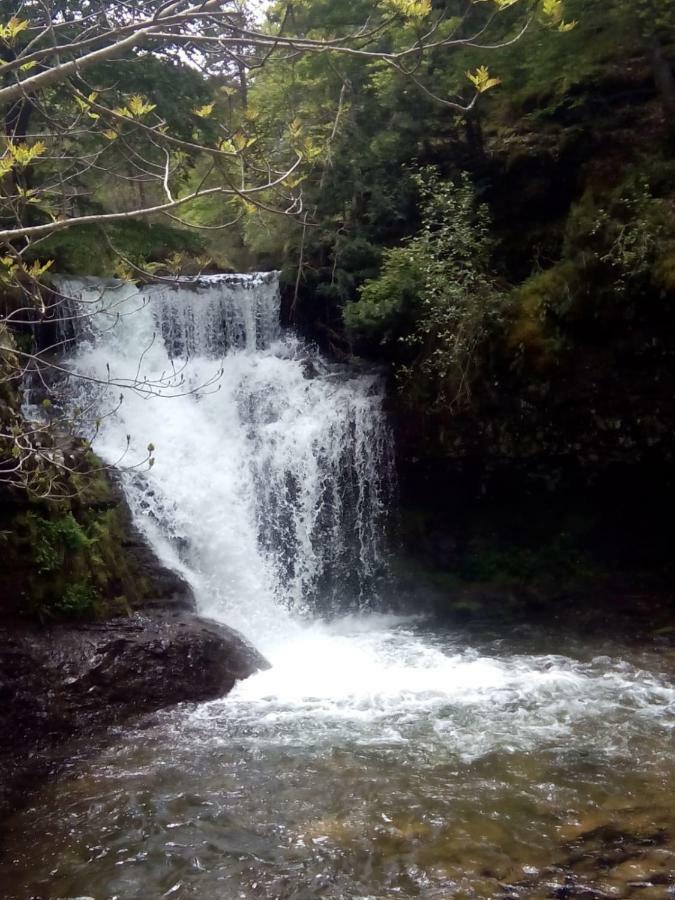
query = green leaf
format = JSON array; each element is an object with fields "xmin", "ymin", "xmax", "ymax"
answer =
[
  {"xmin": 193, "ymin": 102, "xmax": 214, "ymax": 118},
  {"xmin": 466, "ymin": 66, "xmax": 502, "ymax": 94}
]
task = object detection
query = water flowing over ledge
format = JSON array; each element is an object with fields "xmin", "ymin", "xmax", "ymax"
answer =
[{"xmin": 54, "ymin": 272, "xmax": 395, "ymax": 644}]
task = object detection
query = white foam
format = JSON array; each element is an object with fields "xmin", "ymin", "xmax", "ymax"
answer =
[{"xmin": 56, "ymin": 275, "xmax": 392, "ymax": 646}]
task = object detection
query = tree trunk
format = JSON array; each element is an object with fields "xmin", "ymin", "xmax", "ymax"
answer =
[{"xmin": 464, "ymin": 108, "xmax": 485, "ymax": 162}]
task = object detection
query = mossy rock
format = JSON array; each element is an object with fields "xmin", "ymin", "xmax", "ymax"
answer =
[{"xmin": 0, "ymin": 452, "xmax": 169, "ymax": 622}]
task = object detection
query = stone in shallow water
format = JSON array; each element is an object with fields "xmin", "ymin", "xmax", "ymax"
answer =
[{"xmin": 0, "ymin": 612, "xmax": 268, "ymax": 818}]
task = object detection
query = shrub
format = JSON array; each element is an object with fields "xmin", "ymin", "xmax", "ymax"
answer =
[
  {"xmin": 346, "ymin": 168, "xmax": 505, "ymax": 408},
  {"xmin": 343, "ymin": 246, "xmax": 421, "ymax": 337},
  {"xmin": 56, "ymin": 580, "xmax": 100, "ymax": 617}
]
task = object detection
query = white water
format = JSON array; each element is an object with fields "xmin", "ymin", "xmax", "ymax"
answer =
[
  {"xmin": 56, "ymin": 273, "xmax": 675, "ymax": 762},
  {"xmin": 57, "ymin": 273, "xmax": 392, "ymax": 646}
]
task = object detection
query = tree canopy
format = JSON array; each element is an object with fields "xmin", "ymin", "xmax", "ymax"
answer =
[{"xmin": 0, "ymin": 0, "xmax": 636, "ymax": 495}]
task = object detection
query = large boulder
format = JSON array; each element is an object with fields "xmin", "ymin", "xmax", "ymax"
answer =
[{"xmin": 0, "ymin": 613, "xmax": 269, "ymax": 817}]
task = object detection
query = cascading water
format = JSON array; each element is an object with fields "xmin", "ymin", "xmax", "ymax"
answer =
[
  {"xmin": 5, "ymin": 272, "xmax": 674, "ymax": 898},
  {"xmin": 55, "ymin": 273, "xmax": 394, "ymax": 641}
]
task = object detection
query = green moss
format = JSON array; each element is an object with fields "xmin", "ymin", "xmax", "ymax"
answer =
[
  {"xmin": 506, "ymin": 162, "xmax": 675, "ymax": 376},
  {"xmin": 0, "ymin": 449, "xmax": 159, "ymax": 621},
  {"xmin": 28, "ymin": 512, "xmax": 92, "ymax": 575},
  {"xmin": 507, "ymin": 261, "xmax": 579, "ymax": 365}
]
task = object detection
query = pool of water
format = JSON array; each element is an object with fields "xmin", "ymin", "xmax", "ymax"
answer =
[{"xmin": 2, "ymin": 615, "xmax": 674, "ymax": 899}]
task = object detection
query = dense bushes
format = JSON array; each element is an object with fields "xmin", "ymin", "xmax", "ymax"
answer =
[{"xmin": 345, "ymin": 170, "xmax": 505, "ymax": 408}]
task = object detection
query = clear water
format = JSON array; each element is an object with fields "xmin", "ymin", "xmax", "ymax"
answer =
[
  {"xmin": 2, "ymin": 276, "xmax": 674, "ymax": 899},
  {"xmin": 2, "ymin": 620, "xmax": 674, "ymax": 899}
]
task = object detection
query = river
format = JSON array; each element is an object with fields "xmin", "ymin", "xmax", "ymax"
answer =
[{"xmin": 2, "ymin": 274, "xmax": 673, "ymax": 899}]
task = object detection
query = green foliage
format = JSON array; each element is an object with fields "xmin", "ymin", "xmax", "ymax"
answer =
[
  {"xmin": 508, "ymin": 166, "xmax": 675, "ymax": 369},
  {"xmin": 30, "ymin": 220, "xmax": 205, "ymax": 276},
  {"xmin": 399, "ymin": 176, "xmax": 504, "ymax": 407},
  {"xmin": 0, "ymin": 457, "xmax": 160, "ymax": 621},
  {"xmin": 347, "ymin": 168, "xmax": 505, "ymax": 407},
  {"xmin": 30, "ymin": 512, "xmax": 92, "ymax": 575},
  {"xmin": 568, "ymin": 183, "xmax": 672, "ymax": 295},
  {"xmin": 57, "ymin": 579, "xmax": 99, "ymax": 617},
  {"xmin": 343, "ymin": 247, "xmax": 421, "ymax": 336}
]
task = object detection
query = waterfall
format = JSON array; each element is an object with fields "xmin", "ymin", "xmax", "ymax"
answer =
[
  {"xmin": 55, "ymin": 274, "xmax": 394, "ymax": 643},
  {"xmin": 10, "ymin": 279, "xmax": 675, "ymax": 900}
]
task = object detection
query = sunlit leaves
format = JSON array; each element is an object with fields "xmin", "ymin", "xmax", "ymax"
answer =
[
  {"xmin": 128, "ymin": 95, "xmax": 157, "ymax": 117},
  {"xmin": 26, "ymin": 259, "xmax": 54, "ymax": 278},
  {"xmin": 0, "ymin": 256, "xmax": 53, "ymax": 283},
  {"xmin": 379, "ymin": 0, "xmax": 431, "ymax": 20},
  {"xmin": 113, "ymin": 95, "xmax": 157, "ymax": 118},
  {"xmin": 0, "ymin": 17, "xmax": 28, "ymax": 44},
  {"xmin": 542, "ymin": 0, "xmax": 576, "ymax": 32},
  {"xmin": 0, "ymin": 141, "xmax": 46, "ymax": 177},
  {"xmin": 542, "ymin": 0, "xmax": 563, "ymax": 18},
  {"xmin": 193, "ymin": 103, "xmax": 214, "ymax": 118},
  {"xmin": 466, "ymin": 66, "xmax": 501, "ymax": 94},
  {"xmin": 286, "ymin": 118, "xmax": 323, "ymax": 162},
  {"xmin": 490, "ymin": 0, "xmax": 520, "ymax": 9},
  {"xmin": 75, "ymin": 92, "xmax": 100, "ymax": 120},
  {"xmin": 237, "ymin": 195, "xmax": 258, "ymax": 216},
  {"xmin": 233, "ymin": 132, "xmax": 256, "ymax": 152},
  {"xmin": 218, "ymin": 138, "xmax": 237, "ymax": 154}
]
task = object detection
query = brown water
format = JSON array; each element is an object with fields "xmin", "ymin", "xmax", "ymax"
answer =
[{"xmin": 1, "ymin": 616, "xmax": 674, "ymax": 899}]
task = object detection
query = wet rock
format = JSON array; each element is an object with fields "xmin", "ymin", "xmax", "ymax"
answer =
[
  {"xmin": 55, "ymin": 614, "xmax": 268, "ymax": 713},
  {"xmin": 0, "ymin": 614, "xmax": 269, "ymax": 819}
]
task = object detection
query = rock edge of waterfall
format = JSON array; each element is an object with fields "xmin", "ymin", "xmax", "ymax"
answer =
[{"xmin": 0, "ymin": 504, "xmax": 269, "ymax": 821}]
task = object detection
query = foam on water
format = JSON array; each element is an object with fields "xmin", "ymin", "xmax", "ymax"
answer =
[{"xmin": 193, "ymin": 615, "xmax": 675, "ymax": 763}]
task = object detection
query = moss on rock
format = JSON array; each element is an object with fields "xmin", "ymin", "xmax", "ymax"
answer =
[{"xmin": 0, "ymin": 455, "xmax": 174, "ymax": 622}]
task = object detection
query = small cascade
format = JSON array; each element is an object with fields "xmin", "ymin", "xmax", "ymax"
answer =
[
  {"xmin": 54, "ymin": 274, "xmax": 394, "ymax": 641},
  {"xmin": 151, "ymin": 273, "xmax": 281, "ymax": 356},
  {"xmin": 54, "ymin": 272, "xmax": 281, "ymax": 352}
]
